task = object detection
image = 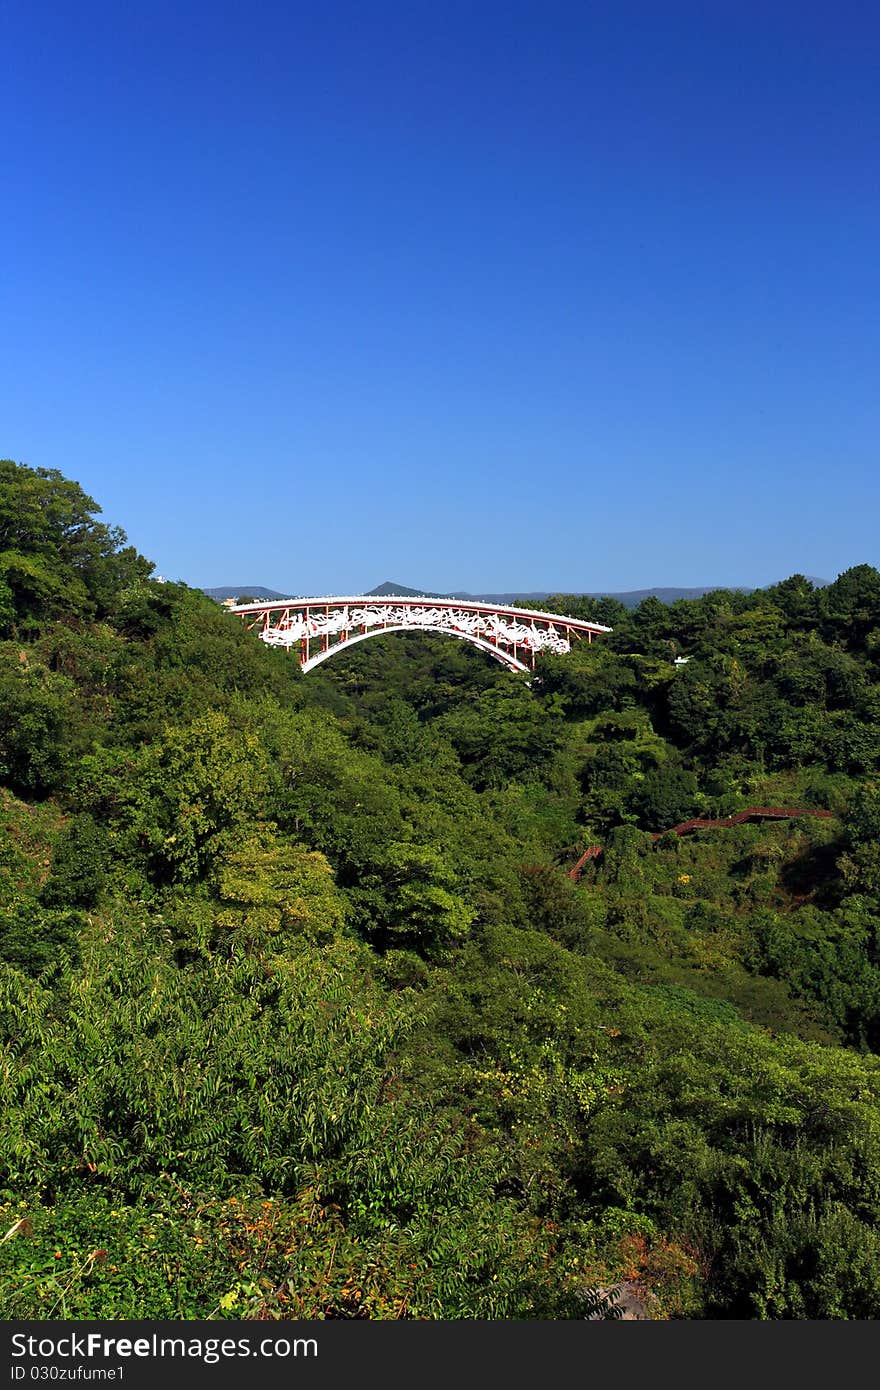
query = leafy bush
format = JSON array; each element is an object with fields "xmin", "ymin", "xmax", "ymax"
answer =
[{"xmin": 41, "ymin": 816, "xmax": 109, "ymax": 908}]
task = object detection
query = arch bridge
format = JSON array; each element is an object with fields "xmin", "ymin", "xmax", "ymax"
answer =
[{"xmin": 231, "ymin": 596, "xmax": 611, "ymax": 674}]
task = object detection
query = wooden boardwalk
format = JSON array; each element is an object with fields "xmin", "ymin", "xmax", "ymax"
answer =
[{"xmin": 568, "ymin": 807, "xmax": 835, "ymax": 880}]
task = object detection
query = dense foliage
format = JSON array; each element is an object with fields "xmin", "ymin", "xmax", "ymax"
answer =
[{"xmin": 2, "ymin": 458, "xmax": 880, "ymax": 1318}]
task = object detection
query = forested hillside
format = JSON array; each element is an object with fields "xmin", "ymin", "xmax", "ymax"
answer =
[{"xmin": 3, "ymin": 459, "xmax": 880, "ymax": 1319}]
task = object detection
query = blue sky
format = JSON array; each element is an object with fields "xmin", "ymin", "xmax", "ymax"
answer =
[{"xmin": 2, "ymin": 1, "xmax": 878, "ymax": 593}]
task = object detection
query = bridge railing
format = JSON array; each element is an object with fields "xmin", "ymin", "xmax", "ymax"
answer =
[{"xmin": 230, "ymin": 595, "xmax": 612, "ymax": 671}]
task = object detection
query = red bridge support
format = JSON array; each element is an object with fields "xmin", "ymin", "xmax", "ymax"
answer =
[{"xmin": 230, "ymin": 596, "xmax": 612, "ymax": 674}]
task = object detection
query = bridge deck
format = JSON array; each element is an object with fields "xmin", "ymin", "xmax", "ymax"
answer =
[{"xmin": 230, "ymin": 594, "xmax": 612, "ymax": 634}]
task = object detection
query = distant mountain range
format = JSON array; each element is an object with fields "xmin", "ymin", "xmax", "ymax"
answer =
[
  {"xmin": 202, "ymin": 577, "xmax": 830, "ymax": 610},
  {"xmin": 365, "ymin": 581, "xmax": 751, "ymax": 606},
  {"xmin": 364, "ymin": 579, "xmax": 831, "ymax": 607}
]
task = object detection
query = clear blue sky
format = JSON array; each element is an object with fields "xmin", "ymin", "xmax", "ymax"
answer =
[{"xmin": 2, "ymin": 0, "xmax": 878, "ymax": 594}]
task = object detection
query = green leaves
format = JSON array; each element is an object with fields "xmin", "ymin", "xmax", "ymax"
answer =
[
  {"xmin": 434, "ymin": 682, "xmax": 563, "ymax": 790},
  {"xmin": 76, "ymin": 711, "xmax": 271, "ymax": 885},
  {"xmin": 211, "ymin": 829, "xmax": 347, "ymax": 950},
  {"xmin": 40, "ymin": 816, "xmax": 109, "ymax": 909},
  {"xmin": 348, "ymin": 840, "xmax": 475, "ymax": 951},
  {"xmin": 0, "ymin": 932, "xmax": 407, "ymax": 1195},
  {"xmin": 0, "ymin": 459, "xmax": 153, "ymax": 634},
  {"xmin": 6, "ymin": 455, "xmax": 880, "ymax": 1319},
  {"xmin": 0, "ymin": 650, "xmax": 84, "ymax": 796}
]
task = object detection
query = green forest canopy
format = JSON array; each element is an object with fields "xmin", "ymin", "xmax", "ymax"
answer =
[{"xmin": 2, "ymin": 458, "xmax": 880, "ymax": 1318}]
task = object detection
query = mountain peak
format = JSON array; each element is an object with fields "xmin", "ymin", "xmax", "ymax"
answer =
[{"xmin": 366, "ymin": 580, "xmax": 436, "ymax": 597}]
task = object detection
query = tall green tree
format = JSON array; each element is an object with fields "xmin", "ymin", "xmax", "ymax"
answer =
[{"xmin": 0, "ymin": 459, "xmax": 152, "ymax": 632}]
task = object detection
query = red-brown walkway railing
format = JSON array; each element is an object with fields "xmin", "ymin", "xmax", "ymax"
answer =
[{"xmin": 567, "ymin": 807, "xmax": 835, "ymax": 880}]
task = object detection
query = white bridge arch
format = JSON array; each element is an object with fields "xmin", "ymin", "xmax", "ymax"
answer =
[{"xmin": 231, "ymin": 596, "xmax": 611, "ymax": 673}]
